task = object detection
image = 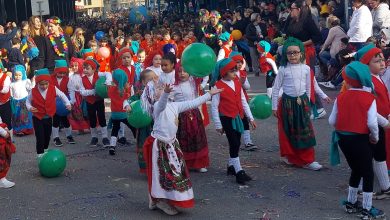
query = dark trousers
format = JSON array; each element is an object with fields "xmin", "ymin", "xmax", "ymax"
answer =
[
  {"xmin": 243, "ymin": 116, "xmax": 249, "ymax": 130},
  {"xmin": 52, "ymin": 114, "xmax": 70, "ymax": 128},
  {"xmin": 0, "ymin": 101, "xmax": 12, "ymax": 129},
  {"xmin": 369, "ymin": 126, "xmax": 387, "ymax": 162},
  {"xmin": 220, "ymin": 116, "xmax": 241, "ymax": 158},
  {"xmin": 111, "ymin": 118, "xmax": 136, "ymax": 138},
  {"xmin": 33, "ymin": 116, "xmax": 52, "ymax": 154},
  {"xmin": 338, "ymin": 133, "xmax": 374, "ymax": 192},
  {"xmin": 266, "ymin": 71, "xmax": 277, "ymax": 88},
  {"xmin": 86, "ymin": 100, "xmax": 106, "ymax": 128}
]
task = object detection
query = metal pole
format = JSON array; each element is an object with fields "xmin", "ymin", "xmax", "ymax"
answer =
[
  {"xmin": 13, "ymin": 0, "xmax": 18, "ymax": 23},
  {"xmin": 24, "ymin": 0, "xmax": 28, "ymax": 20},
  {"xmin": 344, "ymin": 0, "xmax": 349, "ymax": 29}
]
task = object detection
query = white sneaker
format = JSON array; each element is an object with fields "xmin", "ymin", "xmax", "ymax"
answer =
[
  {"xmin": 199, "ymin": 168, "xmax": 208, "ymax": 173},
  {"xmin": 318, "ymin": 81, "xmax": 335, "ymax": 89},
  {"xmin": 0, "ymin": 178, "xmax": 15, "ymax": 188},
  {"xmin": 148, "ymin": 195, "xmax": 157, "ymax": 210},
  {"xmin": 315, "ymin": 109, "xmax": 327, "ymax": 119},
  {"xmin": 280, "ymin": 157, "xmax": 292, "ymax": 165},
  {"xmin": 303, "ymin": 161, "xmax": 323, "ymax": 171},
  {"xmin": 156, "ymin": 201, "xmax": 179, "ymax": 215}
]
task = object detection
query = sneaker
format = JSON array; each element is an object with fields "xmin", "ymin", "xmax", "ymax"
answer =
[
  {"xmin": 148, "ymin": 196, "xmax": 157, "ymax": 210},
  {"xmin": 343, "ymin": 200, "xmax": 362, "ymax": 214},
  {"xmin": 117, "ymin": 137, "xmax": 129, "ymax": 145},
  {"xmin": 90, "ymin": 137, "xmax": 98, "ymax": 147},
  {"xmin": 318, "ymin": 81, "xmax": 336, "ymax": 89},
  {"xmin": 303, "ymin": 161, "xmax": 323, "ymax": 171},
  {"xmin": 227, "ymin": 165, "xmax": 236, "ymax": 176},
  {"xmin": 102, "ymin": 138, "xmax": 110, "ymax": 147},
  {"xmin": 242, "ymin": 143, "xmax": 258, "ymax": 151},
  {"xmin": 280, "ymin": 157, "xmax": 292, "ymax": 165},
  {"xmin": 0, "ymin": 178, "xmax": 15, "ymax": 188},
  {"xmin": 67, "ymin": 136, "xmax": 76, "ymax": 144},
  {"xmin": 236, "ymin": 170, "xmax": 252, "ymax": 184},
  {"xmin": 53, "ymin": 137, "xmax": 63, "ymax": 147},
  {"xmin": 156, "ymin": 201, "xmax": 179, "ymax": 215},
  {"xmin": 359, "ymin": 207, "xmax": 385, "ymax": 220},
  {"xmin": 373, "ymin": 187, "xmax": 390, "ymax": 200},
  {"xmin": 198, "ymin": 168, "xmax": 208, "ymax": 173},
  {"xmin": 315, "ymin": 109, "xmax": 327, "ymax": 119},
  {"xmin": 109, "ymin": 146, "xmax": 116, "ymax": 155}
]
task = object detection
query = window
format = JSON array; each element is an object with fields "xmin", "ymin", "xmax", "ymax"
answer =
[{"xmin": 88, "ymin": 0, "xmax": 91, "ymax": 5}]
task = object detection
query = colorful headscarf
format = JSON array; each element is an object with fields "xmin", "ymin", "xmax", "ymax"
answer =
[
  {"xmin": 46, "ymin": 17, "xmax": 61, "ymax": 24},
  {"xmin": 355, "ymin": 43, "xmax": 382, "ymax": 65},
  {"xmin": 13, "ymin": 65, "xmax": 27, "ymax": 81},
  {"xmin": 210, "ymin": 10, "xmax": 221, "ymax": 19},
  {"xmin": 112, "ymin": 69, "xmax": 128, "ymax": 96},
  {"xmin": 280, "ymin": 37, "xmax": 305, "ymax": 67},
  {"xmin": 342, "ymin": 61, "xmax": 373, "ymax": 90},
  {"xmin": 210, "ymin": 58, "xmax": 236, "ymax": 86}
]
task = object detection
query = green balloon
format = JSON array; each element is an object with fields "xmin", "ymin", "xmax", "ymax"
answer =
[
  {"xmin": 249, "ymin": 95, "xmax": 272, "ymax": 119},
  {"xmin": 38, "ymin": 149, "xmax": 67, "ymax": 178},
  {"xmin": 181, "ymin": 43, "xmax": 216, "ymax": 77},
  {"xmin": 95, "ymin": 76, "xmax": 108, "ymax": 98},
  {"xmin": 127, "ymin": 100, "xmax": 153, "ymax": 128}
]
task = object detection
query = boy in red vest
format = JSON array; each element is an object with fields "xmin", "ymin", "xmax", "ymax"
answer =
[
  {"xmin": 77, "ymin": 59, "xmax": 112, "ymax": 147},
  {"xmin": 51, "ymin": 60, "xmax": 75, "ymax": 147},
  {"xmin": 0, "ymin": 116, "xmax": 15, "ymax": 188},
  {"xmin": 26, "ymin": 68, "xmax": 71, "ymax": 158},
  {"xmin": 355, "ymin": 44, "xmax": 390, "ymax": 199},
  {"xmin": 329, "ymin": 61, "xmax": 385, "ymax": 219},
  {"xmin": 0, "ymin": 67, "xmax": 12, "ymax": 140},
  {"xmin": 257, "ymin": 40, "xmax": 278, "ymax": 98},
  {"xmin": 211, "ymin": 58, "xmax": 257, "ymax": 185},
  {"xmin": 217, "ymin": 32, "xmax": 233, "ymax": 61}
]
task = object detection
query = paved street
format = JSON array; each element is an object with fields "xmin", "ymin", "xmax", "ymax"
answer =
[{"xmin": 2, "ymin": 74, "xmax": 390, "ymax": 220}]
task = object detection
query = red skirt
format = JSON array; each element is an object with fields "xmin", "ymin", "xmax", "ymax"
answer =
[
  {"xmin": 68, "ymin": 92, "xmax": 90, "ymax": 131},
  {"xmin": 143, "ymin": 136, "xmax": 194, "ymax": 208},
  {"xmin": 177, "ymin": 109, "xmax": 209, "ymax": 169},
  {"xmin": 0, "ymin": 136, "xmax": 16, "ymax": 179}
]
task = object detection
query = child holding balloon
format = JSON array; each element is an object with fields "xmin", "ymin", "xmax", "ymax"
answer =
[
  {"xmin": 0, "ymin": 116, "xmax": 16, "ymax": 188},
  {"xmin": 211, "ymin": 58, "xmax": 257, "ymax": 185},
  {"xmin": 271, "ymin": 37, "xmax": 322, "ymax": 171}
]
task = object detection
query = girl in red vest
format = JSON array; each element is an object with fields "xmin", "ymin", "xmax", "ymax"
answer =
[
  {"xmin": 271, "ymin": 37, "xmax": 322, "ymax": 171},
  {"xmin": 355, "ymin": 44, "xmax": 390, "ymax": 200},
  {"xmin": 0, "ymin": 66, "xmax": 12, "ymax": 139},
  {"xmin": 77, "ymin": 59, "xmax": 112, "ymax": 147},
  {"xmin": 329, "ymin": 62, "xmax": 386, "ymax": 219},
  {"xmin": 0, "ymin": 116, "xmax": 15, "ymax": 188},
  {"xmin": 257, "ymin": 40, "xmax": 278, "ymax": 98},
  {"xmin": 26, "ymin": 68, "xmax": 71, "ymax": 158},
  {"xmin": 211, "ymin": 58, "xmax": 257, "ymax": 185},
  {"xmin": 230, "ymin": 52, "xmax": 258, "ymax": 151},
  {"xmin": 51, "ymin": 60, "xmax": 75, "ymax": 147},
  {"xmin": 216, "ymin": 32, "xmax": 233, "ymax": 61}
]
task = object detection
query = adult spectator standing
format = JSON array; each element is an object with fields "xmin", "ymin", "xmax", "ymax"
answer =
[
  {"xmin": 232, "ymin": 7, "xmax": 252, "ymax": 71},
  {"xmin": 28, "ymin": 16, "xmax": 47, "ymax": 79},
  {"xmin": 0, "ymin": 22, "xmax": 17, "ymax": 51},
  {"xmin": 347, "ymin": 0, "xmax": 373, "ymax": 50},
  {"xmin": 246, "ymin": 13, "xmax": 267, "ymax": 76},
  {"xmin": 368, "ymin": 0, "xmax": 390, "ymax": 37}
]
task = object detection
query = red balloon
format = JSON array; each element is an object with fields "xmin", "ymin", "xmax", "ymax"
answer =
[{"xmin": 98, "ymin": 47, "xmax": 110, "ymax": 58}]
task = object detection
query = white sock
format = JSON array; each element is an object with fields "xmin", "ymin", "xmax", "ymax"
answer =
[
  {"xmin": 101, "ymin": 126, "xmax": 108, "ymax": 138},
  {"xmin": 64, "ymin": 127, "xmax": 72, "ymax": 137},
  {"xmin": 52, "ymin": 127, "xmax": 59, "ymax": 139},
  {"xmin": 362, "ymin": 192, "xmax": 373, "ymax": 210},
  {"xmin": 90, "ymin": 127, "xmax": 97, "ymax": 138},
  {"xmin": 347, "ymin": 186, "xmax": 358, "ymax": 204},
  {"xmin": 9, "ymin": 129, "xmax": 13, "ymax": 142},
  {"xmin": 110, "ymin": 136, "xmax": 117, "ymax": 147},
  {"xmin": 118, "ymin": 123, "xmax": 125, "ymax": 138},
  {"xmin": 243, "ymin": 130, "xmax": 252, "ymax": 145},
  {"xmin": 228, "ymin": 158, "xmax": 234, "ymax": 166},
  {"xmin": 231, "ymin": 157, "xmax": 242, "ymax": 173},
  {"xmin": 358, "ymin": 179, "xmax": 363, "ymax": 191},
  {"xmin": 266, "ymin": 88, "xmax": 272, "ymax": 98},
  {"xmin": 373, "ymin": 160, "xmax": 390, "ymax": 190}
]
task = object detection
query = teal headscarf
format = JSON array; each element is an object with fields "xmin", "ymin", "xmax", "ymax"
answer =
[
  {"xmin": 280, "ymin": 37, "xmax": 305, "ymax": 67},
  {"xmin": 13, "ymin": 65, "xmax": 27, "ymax": 81},
  {"xmin": 112, "ymin": 69, "xmax": 128, "ymax": 96}
]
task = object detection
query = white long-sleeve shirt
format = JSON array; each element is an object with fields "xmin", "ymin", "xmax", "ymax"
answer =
[
  {"xmin": 78, "ymin": 72, "xmax": 112, "ymax": 97},
  {"xmin": 348, "ymin": 5, "xmax": 373, "ymax": 42},
  {"xmin": 211, "ymin": 79, "xmax": 254, "ymax": 130},
  {"xmin": 151, "ymin": 92, "xmax": 211, "ymax": 144},
  {"xmin": 146, "ymin": 66, "xmax": 163, "ymax": 77},
  {"xmin": 158, "ymin": 70, "xmax": 175, "ymax": 85},
  {"xmin": 236, "ymin": 71, "xmax": 250, "ymax": 90},
  {"xmin": 272, "ymin": 64, "xmax": 311, "ymax": 110},
  {"xmin": 67, "ymin": 73, "xmax": 83, "ymax": 104},
  {"xmin": 328, "ymin": 89, "xmax": 381, "ymax": 142},
  {"xmin": 10, "ymin": 79, "xmax": 35, "ymax": 100},
  {"xmin": 173, "ymin": 78, "xmax": 197, "ymax": 102},
  {"xmin": 26, "ymin": 86, "xmax": 70, "ymax": 111}
]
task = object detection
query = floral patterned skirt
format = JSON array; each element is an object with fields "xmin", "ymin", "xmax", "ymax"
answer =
[{"xmin": 11, "ymin": 97, "xmax": 33, "ymax": 135}]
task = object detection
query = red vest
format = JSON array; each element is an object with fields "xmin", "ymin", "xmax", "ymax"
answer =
[
  {"xmin": 31, "ymin": 85, "xmax": 57, "ymax": 119},
  {"xmin": 107, "ymin": 86, "xmax": 130, "ymax": 113},
  {"xmin": 82, "ymin": 73, "xmax": 100, "ymax": 104},
  {"xmin": 335, "ymin": 90, "xmax": 375, "ymax": 134},
  {"xmin": 222, "ymin": 46, "xmax": 232, "ymax": 58},
  {"xmin": 51, "ymin": 75, "xmax": 69, "ymax": 95},
  {"xmin": 0, "ymin": 73, "xmax": 10, "ymax": 103},
  {"xmin": 119, "ymin": 65, "xmax": 136, "ymax": 85},
  {"xmin": 215, "ymin": 79, "xmax": 244, "ymax": 118},
  {"xmin": 372, "ymin": 76, "xmax": 390, "ymax": 117}
]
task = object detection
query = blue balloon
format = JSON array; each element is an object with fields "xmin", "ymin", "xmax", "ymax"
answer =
[
  {"xmin": 128, "ymin": 6, "xmax": 149, "ymax": 24},
  {"xmin": 56, "ymin": 98, "xmax": 70, "ymax": 117},
  {"xmin": 95, "ymin": 31, "xmax": 105, "ymax": 41}
]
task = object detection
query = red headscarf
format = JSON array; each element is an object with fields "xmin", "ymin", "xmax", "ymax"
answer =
[
  {"xmin": 70, "ymin": 57, "xmax": 84, "ymax": 74},
  {"xmin": 143, "ymin": 50, "xmax": 163, "ymax": 69}
]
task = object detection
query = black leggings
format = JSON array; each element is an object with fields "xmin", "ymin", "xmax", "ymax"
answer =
[
  {"xmin": 33, "ymin": 116, "xmax": 52, "ymax": 154},
  {"xmin": 111, "ymin": 118, "xmax": 136, "ymax": 138},
  {"xmin": 86, "ymin": 100, "xmax": 106, "ymax": 128},
  {"xmin": 338, "ymin": 133, "xmax": 374, "ymax": 192},
  {"xmin": 266, "ymin": 71, "xmax": 277, "ymax": 88},
  {"xmin": 0, "ymin": 101, "xmax": 12, "ymax": 129},
  {"xmin": 243, "ymin": 116, "xmax": 249, "ymax": 130},
  {"xmin": 369, "ymin": 126, "xmax": 387, "ymax": 162},
  {"xmin": 220, "ymin": 116, "xmax": 241, "ymax": 158},
  {"xmin": 52, "ymin": 114, "xmax": 70, "ymax": 128}
]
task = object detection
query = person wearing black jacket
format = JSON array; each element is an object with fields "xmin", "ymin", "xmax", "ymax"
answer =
[
  {"xmin": 0, "ymin": 22, "xmax": 17, "ymax": 51},
  {"xmin": 246, "ymin": 13, "xmax": 267, "ymax": 75},
  {"xmin": 232, "ymin": 7, "xmax": 252, "ymax": 71},
  {"xmin": 28, "ymin": 16, "xmax": 47, "ymax": 79}
]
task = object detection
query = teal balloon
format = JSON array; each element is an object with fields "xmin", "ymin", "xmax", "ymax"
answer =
[
  {"xmin": 249, "ymin": 95, "xmax": 272, "ymax": 119},
  {"xmin": 181, "ymin": 43, "xmax": 216, "ymax": 77},
  {"xmin": 39, "ymin": 149, "xmax": 67, "ymax": 178},
  {"xmin": 128, "ymin": 6, "xmax": 149, "ymax": 24},
  {"xmin": 95, "ymin": 76, "xmax": 108, "ymax": 98},
  {"xmin": 127, "ymin": 100, "xmax": 152, "ymax": 128}
]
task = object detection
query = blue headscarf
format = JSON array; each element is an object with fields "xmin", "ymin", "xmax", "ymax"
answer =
[{"xmin": 13, "ymin": 65, "xmax": 27, "ymax": 81}]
